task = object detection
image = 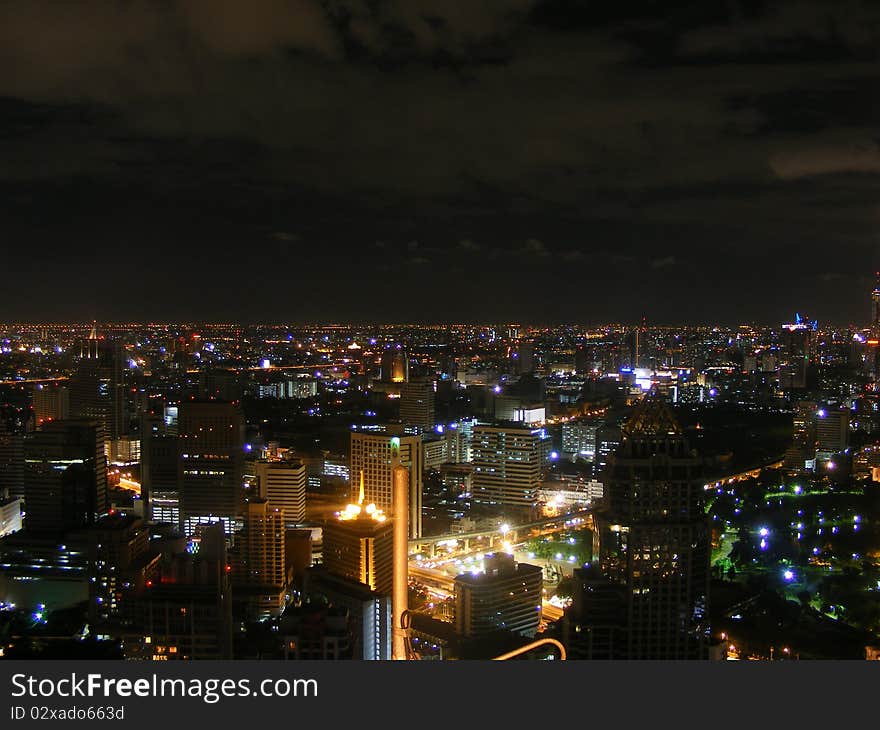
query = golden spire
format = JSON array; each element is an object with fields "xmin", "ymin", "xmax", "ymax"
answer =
[{"xmin": 358, "ymin": 470, "xmax": 365, "ymax": 505}]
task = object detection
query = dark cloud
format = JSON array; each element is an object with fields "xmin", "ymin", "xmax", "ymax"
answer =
[
  {"xmin": 770, "ymin": 138, "xmax": 880, "ymax": 179},
  {"xmin": 519, "ymin": 238, "xmax": 550, "ymax": 257},
  {"xmin": 651, "ymin": 256, "xmax": 677, "ymax": 269},
  {"xmin": 270, "ymin": 231, "xmax": 299, "ymax": 242},
  {"xmin": 0, "ymin": 0, "xmax": 878, "ymax": 323}
]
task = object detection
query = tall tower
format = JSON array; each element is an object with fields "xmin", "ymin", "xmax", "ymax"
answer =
[
  {"xmin": 391, "ymin": 443, "xmax": 410, "ymax": 661},
  {"xmin": 69, "ymin": 325, "xmax": 125, "ymax": 448},
  {"xmin": 871, "ymin": 272, "xmax": 880, "ymax": 335},
  {"xmin": 868, "ymin": 274, "xmax": 880, "ymax": 380},
  {"xmin": 563, "ymin": 393, "xmax": 710, "ymax": 659}
]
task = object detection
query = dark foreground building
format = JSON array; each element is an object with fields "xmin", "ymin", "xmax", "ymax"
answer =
[{"xmin": 563, "ymin": 394, "xmax": 710, "ymax": 659}]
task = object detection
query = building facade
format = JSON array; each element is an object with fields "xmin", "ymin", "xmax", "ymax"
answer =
[
  {"xmin": 454, "ymin": 554, "xmax": 542, "ymax": 639},
  {"xmin": 563, "ymin": 395, "xmax": 710, "ymax": 659},
  {"xmin": 177, "ymin": 400, "xmax": 245, "ymax": 535},
  {"xmin": 349, "ymin": 431, "xmax": 423, "ymax": 538},
  {"xmin": 471, "ymin": 424, "xmax": 550, "ymax": 511}
]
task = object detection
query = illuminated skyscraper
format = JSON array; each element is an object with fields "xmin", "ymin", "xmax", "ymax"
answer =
[
  {"xmin": 177, "ymin": 400, "xmax": 245, "ymax": 535},
  {"xmin": 814, "ymin": 406, "xmax": 849, "ymax": 460},
  {"xmin": 627, "ymin": 327, "xmax": 640, "ymax": 370},
  {"xmin": 867, "ymin": 275, "xmax": 880, "ymax": 379},
  {"xmin": 231, "ymin": 498, "xmax": 287, "ymax": 618},
  {"xmin": 399, "ymin": 378, "xmax": 436, "ymax": 433},
  {"xmin": 23, "ymin": 418, "xmax": 108, "ymax": 534},
  {"xmin": 872, "ymin": 272, "xmax": 880, "ymax": 334},
  {"xmin": 784, "ymin": 400, "xmax": 818, "ymax": 471},
  {"xmin": 141, "ymin": 412, "xmax": 178, "ymax": 522},
  {"xmin": 471, "ymin": 424, "xmax": 550, "ymax": 512},
  {"xmin": 255, "ymin": 460, "xmax": 306, "ymax": 525},
  {"xmin": 563, "ymin": 394, "xmax": 710, "ymax": 659},
  {"xmin": 233, "ymin": 499, "xmax": 286, "ymax": 586},
  {"xmin": 779, "ymin": 315, "xmax": 816, "ymax": 390},
  {"xmin": 322, "ymin": 484, "xmax": 394, "ymax": 595},
  {"xmin": 349, "ymin": 431, "xmax": 422, "ymax": 538},
  {"xmin": 69, "ymin": 326, "xmax": 126, "ymax": 450},
  {"xmin": 32, "ymin": 383, "xmax": 70, "ymax": 426},
  {"xmin": 380, "ymin": 345, "xmax": 408, "ymax": 383}
]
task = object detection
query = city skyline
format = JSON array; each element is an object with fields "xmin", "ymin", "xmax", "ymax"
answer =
[{"xmin": 2, "ymin": 2, "xmax": 880, "ymax": 667}]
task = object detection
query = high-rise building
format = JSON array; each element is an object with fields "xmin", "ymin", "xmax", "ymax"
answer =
[
  {"xmin": 574, "ymin": 344, "xmax": 592, "ymax": 374},
  {"xmin": 0, "ymin": 417, "xmax": 25, "ymax": 499},
  {"xmin": 233, "ymin": 499, "xmax": 286, "ymax": 585},
  {"xmin": 511, "ymin": 340, "xmax": 535, "ymax": 374},
  {"xmin": 141, "ymin": 412, "xmax": 178, "ymax": 522},
  {"xmin": 177, "ymin": 400, "xmax": 245, "ymax": 535},
  {"xmin": 255, "ymin": 460, "xmax": 306, "ymax": 525},
  {"xmin": 563, "ymin": 395, "xmax": 710, "ymax": 659},
  {"xmin": 422, "ymin": 434, "xmax": 450, "ymax": 469},
  {"xmin": 454, "ymin": 553, "xmax": 543, "ymax": 639},
  {"xmin": 198, "ymin": 369, "xmax": 244, "ymax": 402},
  {"xmin": 471, "ymin": 424, "xmax": 550, "ymax": 511},
  {"xmin": 31, "ymin": 383, "xmax": 70, "ymax": 426},
  {"xmin": 784, "ymin": 400, "xmax": 818, "ymax": 471},
  {"xmin": 871, "ymin": 272, "xmax": 880, "ymax": 335},
  {"xmin": 380, "ymin": 345, "xmax": 408, "ymax": 383},
  {"xmin": 867, "ymin": 275, "xmax": 880, "ymax": 379},
  {"xmin": 231, "ymin": 498, "xmax": 287, "ymax": 618},
  {"xmin": 300, "ymin": 568, "xmax": 393, "ymax": 660},
  {"xmin": 399, "ymin": 379, "xmax": 436, "ymax": 433},
  {"xmin": 626, "ymin": 327, "xmax": 641, "ymax": 369},
  {"xmin": 449, "ymin": 418, "xmax": 476, "ymax": 462},
  {"xmin": 349, "ymin": 431, "xmax": 423, "ymax": 538},
  {"xmin": 562, "ymin": 420, "xmax": 598, "ymax": 461},
  {"xmin": 595, "ymin": 423, "xmax": 622, "ymax": 474},
  {"xmin": 779, "ymin": 316, "xmax": 816, "ymax": 390},
  {"xmin": 815, "ymin": 406, "xmax": 849, "ymax": 459},
  {"xmin": 23, "ymin": 419, "xmax": 108, "ymax": 534},
  {"xmin": 69, "ymin": 328, "xmax": 126, "ymax": 449},
  {"xmin": 73, "ymin": 512, "xmax": 159, "ymax": 627},
  {"xmin": 126, "ymin": 523, "xmax": 232, "ymax": 660},
  {"xmin": 280, "ymin": 603, "xmax": 354, "ymax": 659},
  {"xmin": 322, "ymin": 490, "xmax": 394, "ymax": 595}
]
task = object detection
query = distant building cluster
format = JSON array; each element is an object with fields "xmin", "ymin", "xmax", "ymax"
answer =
[{"xmin": 1, "ymin": 275, "xmax": 880, "ymax": 659}]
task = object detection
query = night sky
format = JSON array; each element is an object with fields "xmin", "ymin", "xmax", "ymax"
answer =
[{"xmin": 1, "ymin": 1, "xmax": 879, "ymax": 325}]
